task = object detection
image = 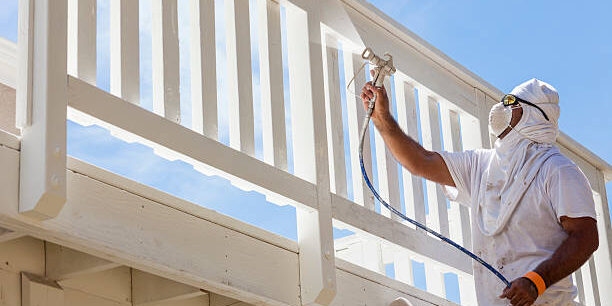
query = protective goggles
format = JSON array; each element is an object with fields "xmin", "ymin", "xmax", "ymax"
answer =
[{"xmin": 501, "ymin": 94, "xmax": 549, "ymax": 121}]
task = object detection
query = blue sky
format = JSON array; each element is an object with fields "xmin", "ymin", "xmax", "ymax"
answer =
[{"xmin": 1, "ymin": 0, "xmax": 610, "ymax": 304}]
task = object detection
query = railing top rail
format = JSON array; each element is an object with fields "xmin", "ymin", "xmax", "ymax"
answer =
[{"xmin": 338, "ymin": 0, "xmax": 612, "ymax": 181}]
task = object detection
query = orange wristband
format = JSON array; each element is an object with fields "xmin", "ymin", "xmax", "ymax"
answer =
[{"xmin": 523, "ymin": 271, "xmax": 546, "ymax": 296}]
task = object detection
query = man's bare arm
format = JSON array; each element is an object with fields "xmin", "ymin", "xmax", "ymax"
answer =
[
  {"xmin": 361, "ymin": 82, "xmax": 455, "ymax": 187},
  {"xmin": 534, "ymin": 216, "xmax": 599, "ymax": 287}
]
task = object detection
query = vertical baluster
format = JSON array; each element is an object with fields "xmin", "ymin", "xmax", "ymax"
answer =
[
  {"xmin": 424, "ymin": 262, "xmax": 446, "ymax": 298},
  {"xmin": 440, "ymin": 103, "xmax": 472, "ymax": 247},
  {"xmin": 573, "ymin": 270, "xmax": 586, "ymax": 305},
  {"xmin": 417, "ymin": 89, "xmax": 449, "ymax": 236},
  {"xmin": 285, "ymin": 4, "xmax": 335, "ymax": 304},
  {"xmin": 323, "ymin": 35, "xmax": 347, "ymax": 196},
  {"xmin": 257, "ymin": 0, "xmax": 286, "ymax": 169},
  {"xmin": 225, "ymin": 0, "xmax": 254, "ymax": 155},
  {"xmin": 374, "ymin": 77, "xmax": 401, "ymax": 220},
  {"xmin": 394, "ymin": 251, "xmax": 414, "ymax": 286},
  {"xmin": 458, "ymin": 273, "xmax": 477, "ymax": 305},
  {"xmin": 362, "ymin": 237, "xmax": 384, "ymax": 274},
  {"xmin": 344, "ymin": 52, "xmax": 375, "ymax": 211},
  {"xmin": 394, "ymin": 77, "xmax": 426, "ymax": 229},
  {"xmin": 592, "ymin": 174, "xmax": 612, "ymax": 303},
  {"xmin": 580, "ymin": 258, "xmax": 601, "ymax": 306},
  {"xmin": 151, "ymin": 0, "xmax": 180, "ymax": 123},
  {"xmin": 110, "ymin": 0, "xmax": 139, "ymax": 104},
  {"xmin": 190, "ymin": 0, "xmax": 218, "ymax": 139},
  {"xmin": 18, "ymin": 0, "xmax": 68, "ymax": 219},
  {"xmin": 67, "ymin": 0, "xmax": 96, "ymax": 84}
]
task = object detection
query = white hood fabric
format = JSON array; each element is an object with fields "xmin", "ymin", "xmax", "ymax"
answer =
[{"xmin": 477, "ymin": 79, "xmax": 561, "ymax": 236}]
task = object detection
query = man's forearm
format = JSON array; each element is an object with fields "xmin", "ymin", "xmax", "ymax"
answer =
[
  {"xmin": 532, "ymin": 221, "xmax": 598, "ymax": 288},
  {"xmin": 373, "ymin": 114, "xmax": 432, "ymax": 177}
]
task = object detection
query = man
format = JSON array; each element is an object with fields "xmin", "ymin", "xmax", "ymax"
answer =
[{"xmin": 361, "ymin": 78, "xmax": 599, "ymax": 305}]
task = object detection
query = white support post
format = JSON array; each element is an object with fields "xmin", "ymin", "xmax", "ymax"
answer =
[
  {"xmin": 375, "ymin": 77, "xmax": 401, "ymax": 220},
  {"xmin": 21, "ymin": 273, "xmax": 64, "ymax": 306},
  {"xmin": 361, "ymin": 237, "xmax": 384, "ymax": 274},
  {"xmin": 190, "ymin": 0, "xmax": 218, "ymax": 139},
  {"xmin": 424, "ymin": 263, "xmax": 446, "ymax": 299},
  {"xmin": 257, "ymin": 0, "xmax": 286, "ymax": 169},
  {"xmin": 344, "ymin": 52, "xmax": 374, "ymax": 211},
  {"xmin": 323, "ymin": 34, "xmax": 347, "ymax": 196},
  {"xmin": 286, "ymin": 4, "xmax": 336, "ymax": 304},
  {"xmin": 152, "ymin": 0, "xmax": 180, "ymax": 123},
  {"xmin": 110, "ymin": 0, "xmax": 140, "ymax": 104},
  {"xmin": 417, "ymin": 89, "xmax": 449, "ymax": 236},
  {"xmin": 225, "ymin": 0, "xmax": 254, "ymax": 156},
  {"xmin": 394, "ymin": 77, "xmax": 425, "ymax": 229},
  {"xmin": 67, "ymin": 0, "xmax": 96, "ymax": 84},
  {"xmin": 18, "ymin": 0, "xmax": 68, "ymax": 220},
  {"xmin": 440, "ymin": 103, "xmax": 471, "ymax": 248},
  {"xmin": 393, "ymin": 252, "xmax": 414, "ymax": 286}
]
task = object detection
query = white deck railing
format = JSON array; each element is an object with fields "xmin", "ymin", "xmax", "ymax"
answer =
[{"xmin": 14, "ymin": 0, "xmax": 612, "ymax": 305}]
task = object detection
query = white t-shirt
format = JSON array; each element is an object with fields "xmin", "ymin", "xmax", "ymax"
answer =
[{"xmin": 439, "ymin": 148, "xmax": 597, "ymax": 305}]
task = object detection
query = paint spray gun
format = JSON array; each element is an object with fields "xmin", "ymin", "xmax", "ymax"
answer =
[{"xmin": 360, "ymin": 47, "xmax": 396, "ymax": 118}]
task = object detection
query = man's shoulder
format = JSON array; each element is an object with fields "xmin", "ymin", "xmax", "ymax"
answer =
[{"xmin": 541, "ymin": 149, "xmax": 578, "ymax": 173}]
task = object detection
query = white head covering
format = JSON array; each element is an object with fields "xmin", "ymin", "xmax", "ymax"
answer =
[{"xmin": 477, "ymin": 79, "xmax": 561, "ymax": 236}]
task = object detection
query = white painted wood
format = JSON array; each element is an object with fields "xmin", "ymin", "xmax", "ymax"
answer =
[
  {"xmin": 417, "ymin": 89, "xmax": 449, "ymax": 236},
  {"xmin": 375, "ymin": 76, "xmax": 401, "ymax": 221},
  {"xmin": 0, "ymin": 127, "xmax": 20, "ymax": 150},
  {"xmin": 18, "ymin": 0, "xmax": 68, "ymax": 220},
  {"xmin": 151, "ymin": 0, "xmax": 180, "ymax": 123},
  {"xmin": 64, "ymin": 288, "xmax": 126, "ymax": 306},
  {"xmin": 0, "ymin": 147, "xmax": 300, "ymax": 306},
  {"xmin": 0, "ymin": 37, "xmax": 17, "ymax": 89},
  {"xmin": 58, "ymin": 267, "xmax": 132, "ymax": 304},
  {"xmin": 457, "ymin": 274, "xmax": 476, "ymax": 306},
  {"xmin": 331, "ymin": 194, "xmax": 472, "ymax": 274},
  {"xmin": 424, "ymin": 263, "xmax": 445, "ymax": 299},
  {"xmin": 580, "ymin": 258, "xmax": 601, "ymax": 306},
  {"xmin": 285, "ymin": 3, "xmax": 336, "ymax": 304},
  {"xmin": 592, "ymin": 173, "xmax": 612, "ymax": 303},
  {"xmin": 21, "ymin": 272, "xmax": 64, "ymax": 306},
  {"xmin": 190, "ymin": 0, "xmax": 217, "ymax": 139},
  {"xmin": 343, "ymin": 51, "xmax": 375, "ymax": 211},
  {"xmin": 16, "ymin": 0, "xmax": 33, "ymax": 126},
  {"xmin": 257, "ymin": 0, "xmax": 286, "ymax": 169},
  {"xmin": 0, "ymin": 236, "xmax": 45, "ymax": 275},
  {"xmin": 439, "ymin": 103, "xmax": 471, "ymax": 248},
  {"xmin": 67, "ymin": 0, "xmax": 96, "ymax": 84},
  {"xmin": 133, "ymin": 270, "xmax": 206, "ymax": 305},
  {"xmin": 393, "ymin": 77, "xmax": 426, "ymax": 229},
  {"xmin": 323, "ymin": 34, "xmax": 347, "ymax": 196},
  {"xmin": 573, "ymin": 270, "xmax": 586, "ymax": 305},
  {"xmin": 225, "ymin": 0, "xmax": 254, "ymax": 155},
  {"xmin": 46, "ymin": 243, "xmax": 122, "ymax": 280},
  {"xmin": 0, "ymin": 227, "xmax": 26, "ymax": 243},
  {"xmin": 67, "ymin": 77, "xmax": 317, "ymax": 212},
  {"xmin": 334, "ymin": 259, "xmax": 456, "ymax": 306},
  {"xmin": 393, "ymin": 252, "xmax": 414, "ymax": 286},
  {"xmin": 361, "ymin": 237, "xmax": 385, "ymax": 274},
  {"xmin": 468, "ymin": 88, "xmax": 492, "ymax": 150},
  {"xmin": 0, "ymin": 269, "xmax": 21, "ymax": 305},
  {"xmin": 110, "ymin": 0, "xmax": 140, "ymax": 104}
]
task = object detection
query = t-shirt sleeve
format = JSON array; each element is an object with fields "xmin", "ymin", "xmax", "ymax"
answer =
[
  {"xmin": 438, "ymin": 150, "xmax": 477, "ymax": 207},
  {"xmin": 546, "ymin": 164, "xmax": 597, "ymax": 222}
]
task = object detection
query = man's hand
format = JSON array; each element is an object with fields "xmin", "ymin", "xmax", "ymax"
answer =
[
  {"xmin": 500, "ymin": 278, "xmax": 538, "ymax": 306},
  {"xmin": 360, "ymin": 71, "xmax": 392, "ymax": 126}
]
